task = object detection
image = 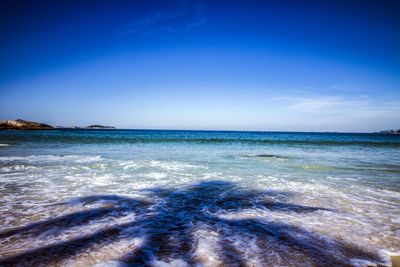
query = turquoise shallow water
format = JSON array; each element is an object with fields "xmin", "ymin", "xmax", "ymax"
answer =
[{"xmin": 0, "ymin": 130, "xmax": 399, "ymax": 266}]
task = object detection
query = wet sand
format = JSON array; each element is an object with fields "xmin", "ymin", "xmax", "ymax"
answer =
[{"xmin": 392, "ymin": 255, "xmax": 400, "ymax": 267}]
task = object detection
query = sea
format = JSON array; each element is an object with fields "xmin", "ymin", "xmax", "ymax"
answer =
[{"xmin": 0, "ymin": 129, "xmax": 399, "ymax": 267}]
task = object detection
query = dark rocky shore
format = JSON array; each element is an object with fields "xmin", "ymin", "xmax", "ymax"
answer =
[{"xmin": 0, "ymin": 119, "xmax": 54, "ymax": 130}]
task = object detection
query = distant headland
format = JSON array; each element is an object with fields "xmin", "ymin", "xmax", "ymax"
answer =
[
  {"xmin": 378, "ymin": 129, "xmax": 400, "ymax": 135},
  {"xmin": 0, "ymin": 119, "xmax": 54, "ymax": 130},
  {"xmin": 0, "ymin": 119, "xmax": 115, "ymax": 130},
  {"xmin": 55, "ymin": 125, "xmax": 116, "ymax": 129}
]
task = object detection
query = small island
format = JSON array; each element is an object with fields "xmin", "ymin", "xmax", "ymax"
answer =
[
  {"xmin": 55, "ymin": 125, "xmax": 116, "ymax": 129},
  {"xmin": 86, "ymin": 125, "xmax": 116, "ymax": 129}
]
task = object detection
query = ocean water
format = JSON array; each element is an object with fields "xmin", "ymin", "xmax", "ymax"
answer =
[{"xmin": 0, "ymin": 130, "xmax": 399, "ymax": 267}]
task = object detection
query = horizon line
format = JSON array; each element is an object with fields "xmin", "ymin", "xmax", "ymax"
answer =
[{"xmin": 53, "ymin": 127, "xmax": 385, "ymax": 134}]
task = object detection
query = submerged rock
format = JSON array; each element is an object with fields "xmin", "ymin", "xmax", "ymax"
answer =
[{"xmin": 0, "ymin": 119, "xmax": 54, "ymax": 130}]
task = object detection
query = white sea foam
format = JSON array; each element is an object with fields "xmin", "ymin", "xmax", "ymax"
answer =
[
  {"xmin": 143, "ymin": 172, "xmax": 167, "ymax": 179},
  {"xmin": 148, "ymin": 160, "xmax": 201, "ymax": 171},
  {"xmin": 0, "ymin": 136, "xmax": 399, "ymax": 266},
  {"xmin": 149, "ymin": 259, "xmax": 189, "ymax": 267},
  {"xmin": 0, "ymin": 165, "xmax": 38, "ymax": 172},
  {"xmin": 92, "ymin": 261, "xmax": 129, "ymax": 267},
  {"xmin": 0, "ymin": 154, "xmax": 102, "ymax": 163},
  {"xmin": 192, "ymin": 224, "xmax": 223, "ymax": 266}
]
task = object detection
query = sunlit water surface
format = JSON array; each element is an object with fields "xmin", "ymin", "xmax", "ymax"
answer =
[{"xmin": 0, "ymin": 130, "xmax": 399, "ymax": 267}]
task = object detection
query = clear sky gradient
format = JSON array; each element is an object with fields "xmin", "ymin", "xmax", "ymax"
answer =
[{"xmin": 1, "ymin": 0, "xmax": 399, "ymax": 132}]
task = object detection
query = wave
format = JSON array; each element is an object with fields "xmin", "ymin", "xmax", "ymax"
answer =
[
  {"xmin": 297, "ymin": 164, "xmax": 400, "ymax": 173},
  {"xmin": 0, "ymin": 154, "xmax": 102, "ymax": 163},
  {"xmin": 240, "ymin": 154, "xmax": 289, "ymax": 159}
]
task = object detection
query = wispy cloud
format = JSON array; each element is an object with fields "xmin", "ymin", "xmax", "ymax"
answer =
[
  {"xmin": 288, "ymin": 96, "xmax": 350, "ymax": 111},
  {"xmin": 271, "ymin": 94, "xmax": 400, "ymax": 131},
  {"xmin": 121, "ymin": 0, "xmax": 207, "ymax": 40},
  {"xmin": 299, "ymin": 96, "xmax": 398, "ymax": 112}
]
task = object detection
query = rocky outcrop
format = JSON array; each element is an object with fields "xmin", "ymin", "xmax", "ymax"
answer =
[
  {"xmin": 0, "ymin": 119, "xmax": 54, "ymax": 130},
  {"xmin": 379, "ymin": 129, "xmax": 400, "ymax": 135}
]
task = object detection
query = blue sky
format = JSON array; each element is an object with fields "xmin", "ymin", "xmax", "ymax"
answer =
[{"xmin": 0, "ymin": 0, "xmax": 399, "ymax": 132}]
